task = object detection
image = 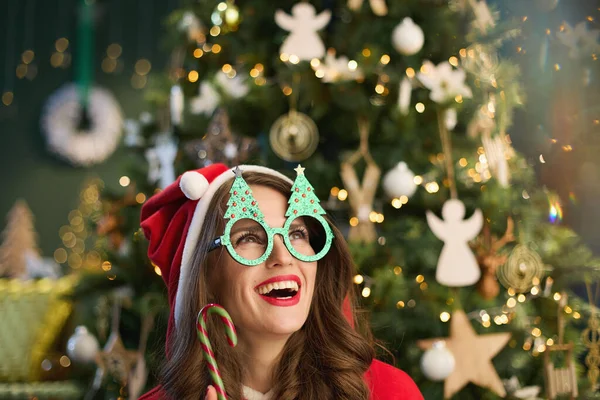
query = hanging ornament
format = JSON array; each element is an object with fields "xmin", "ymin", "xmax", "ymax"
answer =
[
  {"xmin": 418, "ymin": 310, "xmax": 511, "ymax": 398},
  {"xmin": 269, "ymin": 110, "xmax": 319, "ymax": 162},
  {"xmin": 313, "ymin": 50, "xmax": 364, "ymax": 83},
  {"xmin": 581, "ymin": 312, "xmax": 600, "ymax": 390},
  {"xmin": 503, "ymin": 376, "xmax": 542, "ymax": 399},
  {"xmin": 215, "ymin": 70, "xmax": 249, "ymax": 99},
  {"xmin": 66, "ymin": 326, "xmax": 99, "ymax": 364},
  {"xmin": 417, "ymin": 61, "xmax": 472, "ymax": 104},
  {"xmin": 445, "ymin": 108, "xmax": 457, "ymax": 131},
  {"xmin": 472, "ymin": 218, "xmax": 515, "ymax": 299},
  {"xmin": 190, "ymin": 82, "xmax": 220, "ymax": 116},
  {"xmin": 178, "ymin": 11, "xmax": 205, "ymax": 42},
  {"xmin": 420, "ymin": 341, "xmax": 455, "ymax": 381},
  {"xmin": 340, "ymin": 118, "xmax": 381, "ymax": 244},
  {"xmin": 347, "ymin": 0, "xmax": 388, "ymax": 16},
  {"xmin": 544, "ymin": 345, "xmax": 578, "ymax": 398},
  {"xmin": 426, "ymin": 199, "xmax": 483, "ymax": 287},
  {"xmin": 391, "ymin": 18, "xmax": 424, "ymax": 56},
  {"xmin": 40, "ymin": 84, "xmax": 123, "ymax": 167},
  {"xmin": 0, "ymin": 200, "xmax": 39, "ymax": 279},
  {"xmin": 150, "ymin": 134, "xmax": 178, "ymax": 189},
  {"xmin": 211, "ymin": 0, "xmax": 240, "ymax": 33},
  {"xmin": 382, "ymin": 162, "xmax": 417, "ymax": 199},
  {"xmin": 482, "ymin": 133, "xmax": 511, "ymax": 187},
  {"xmin": 123, "ymin": 119, "xmax": 143, "ymax": 147},
  {"xmin": 496, "ymin": 244, "xmax": 545, "ymax": 293},
  {"xmin": 185, "ymin": 108, "xmax": 256, "ymax": 167},
  {"xmin": 397, "ymin": 77, "xmax": 412, "ymax": 115},
  {"xmin": 169, "ymin": 85, "xmax": 184, "ymax": 126},
  {"xmin": 275, "ymin": 3, "xmax": 331, "ymax": 61}
]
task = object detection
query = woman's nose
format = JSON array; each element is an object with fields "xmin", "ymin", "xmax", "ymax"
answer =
[{"xmin": 266, "ymin": 234, "xmax": 294, "ymax": 268}]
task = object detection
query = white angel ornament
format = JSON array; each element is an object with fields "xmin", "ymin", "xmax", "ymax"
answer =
[
  {"xmin": 426, "ymin": 199, "xmax": 483, "ymax": 287},
  {"xmin": 275, "ymin": 3, "xmax": 331, "ymax": 61}
]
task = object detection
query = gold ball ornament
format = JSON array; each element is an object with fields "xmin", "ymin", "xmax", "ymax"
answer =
[
  {"xmin": 269, "ymin": 111, "xmax": 319, "ymax": 162},
  {"xmin": 497, "ymin": 244, "xmax": 544, "ymax": 293}
]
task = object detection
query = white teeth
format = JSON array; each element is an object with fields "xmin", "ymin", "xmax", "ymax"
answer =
[{"xmin": 257, "ymin": 280, "xmax": 299, "ymax": 295}]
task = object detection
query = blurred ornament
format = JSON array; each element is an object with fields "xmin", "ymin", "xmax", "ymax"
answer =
[
  {"xmin": 190, "ymin": 82, "xmax": 220, "ymax": 115},
  {"xmin": 146, "ymin": 134, "xmax": 178, "ymax": 189},
  {"xmin": 123, "ymin": 119, "xmax": 143, "ymax": 147},
  {"xmin": 420, "ymin": 341, "xmax": 455, "ymax": 381},
  {"xmin": 0, "ymin": 200, "xmax": 39, "ymax": 279},
  {"xmin": 460, "ymin": 45, "xmax": 499, "ymax": 84},
  {"xmin": 340, "ymin": 118, "xmax": 380, "ymax": 243},
  {"xmin": 503, "ymin": 376, "xmax": 542, "ymax": 400},
  {"xmin": 169, "ymin": 85, "xmax": 184, "ymax": 126},
  {"xmin": 215, "ymin": 70, "xmax": 249, "ymax": 98},
  {"xmin": 482, "ymin": 133, "xmax": 511, "ymax": 187},
  {"xmin": 418, "ymin": 310, "xmax": 510, "ymax": 398},
  {"xmin": 347, "ymin": 0, "xmax": 387, "ymax": 15},
  {"xmin": 382, "ymin": 162, "xmax": 417, "ymax": 199},
  {"xmin": 211, "ymin": 0, "xmax": 240, "ymax": 33},
  {"xmin": 427, "ymin": 199, "xmax": 483, "ymax": 287},
  {"xmin": 185, "ymin": 108, "xmax": 256, "ymax": 167},
  {"xmin": 470, "ymin": 0, "xmax": 495, "ymax": 34},
  {"xmin": 534, "ymin": 0, "xmax": 559, "ymax": 12},
  {"xmin": 418, "ymin": 61, "xmax": 472, "ymax": 104},
  {"xmin": 556, "ymin": 21, "xmax": 600, "ymax": 60},
  {"xmin": 581, "ymin": 311, "xmax": 600, "ymax": 389},
  {"xmin": 178, "ymin": 11, "xmax": 205, "ymax": 42},
  {"xmin": 40, "ymin": 83, "xmax": 123, "ymax": 167},
  {"xmin": 445, "ymin": 108, "xmax": 457, "ymax": 131},
  {"xmin": 397, "ymin": 77, "xmax": 412, "ymax": 115},
  {"xmin": 128, "ymin": 354, "xmax": 147, "ymax": 399},
  {"xmin": 467, "ymin": 105, "xmax": 495, "ymax": 138},
  {"xmin": 95, "ymin": 333, "xmax": 138, "ymax": 386},
  {"xmin": 391, "ymin": 18, "xmax": 424, "ymax": 56},
  {"xmin": 66, "ymin": 326, "xmax": 99, "ymax": 364},
  {"xmin": 544, "ymin": 343, "xmax": 578, "ymax": 399},
  {"xmin": 269, "ymin": 110, "xmax": 319, "ymax": 162},
  {"xmin": 497, "ymin": 244, "xmax": 544, "ymax": 293},
  {"xmin": 275, "ymin": 3, "xmax": 331, "ymax": 61},
  {"xmin": 313, "ymin": 50, "xmax": 364, "ymax": 83},
  {"xmin": 472, "ymin": 217, "xmax": 514, "ymax": 300}
]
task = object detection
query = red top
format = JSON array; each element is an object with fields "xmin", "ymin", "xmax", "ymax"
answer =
[{"xmin": 138, "ymin": 359, "xmax": 423, "ymax": 399}]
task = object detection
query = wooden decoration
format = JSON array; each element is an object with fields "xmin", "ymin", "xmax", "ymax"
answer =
[
  {"xmin": 418, "ymin": 310, "xmax": 511, "ymax": 398},
  {"xmin": 543, "ymin": 343, "xmax": 578, "ymax": 399},
  {"xmin": 339, "ymin": 118, "xmax": 381, "ymax": 243},
  {"xmin": 0, "ymin": 200, "xmax": 39, "ymax": 278},
  {"xmin": 472, "ymin": 217, "xmax": 514, "ymax": 299}
]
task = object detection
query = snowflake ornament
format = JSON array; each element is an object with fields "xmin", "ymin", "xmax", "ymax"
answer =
[
  {"xmin": 417, "ymin": 61, "xmax": 472, "ymax": 104},
  {"xmin": 557, "ymin": 21, "xmax": 600, "ymax": 59},
  {"xmin": 215, "ymin": 70, "xmax": 249, "ymax": 98}
]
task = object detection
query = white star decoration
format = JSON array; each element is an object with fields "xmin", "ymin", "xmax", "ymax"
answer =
[{"xmin": 417, "ymin": 61, "xmax": 473, "ymax": 104}]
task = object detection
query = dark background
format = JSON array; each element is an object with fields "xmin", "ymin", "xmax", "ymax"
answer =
[{"xmin": 0, "ymin": 0, "xmax": 598, "ymax": 259}]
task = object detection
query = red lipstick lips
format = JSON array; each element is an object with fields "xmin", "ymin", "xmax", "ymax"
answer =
[{"xmin": 255, "ymin": 274, "xmax": 301, "ymax": 307}]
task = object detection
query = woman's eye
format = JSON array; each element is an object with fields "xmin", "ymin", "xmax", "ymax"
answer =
[
  {"xmin": 235, "ymin": 233, "xmax": 261, "ymax": 246},
  {"xmin": 290, "ymin": 229, "xmax": 308, "ymax": 240}
]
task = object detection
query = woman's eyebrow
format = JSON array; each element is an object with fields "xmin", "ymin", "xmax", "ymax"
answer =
[{"xmin": 230, "ymin": 225, "xmax": 263, "ymax": 235}]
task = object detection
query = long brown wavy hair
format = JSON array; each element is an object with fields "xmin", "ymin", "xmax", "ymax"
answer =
[{"xmin": 160, "ymin": 172, "xmax": 375, "ymax": 399}]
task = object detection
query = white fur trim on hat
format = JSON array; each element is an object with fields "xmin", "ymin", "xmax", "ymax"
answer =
[
  {"xmin": 180, "ymin": 171, "xmax": 209, "ymax": 200},
  {"xmin": 174, "ymin": 165, "xmax": 293, "ymax": 327}
]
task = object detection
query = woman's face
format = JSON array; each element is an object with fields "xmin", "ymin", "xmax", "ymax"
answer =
[{"xmin": 212, "ymin": 184, "xmax": 318, "ymax": 341}]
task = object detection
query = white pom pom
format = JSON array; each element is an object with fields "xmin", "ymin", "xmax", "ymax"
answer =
[
  {"xmin": 383, "ymin": 162, "xmax": 418, "ymax": 199},
  {"xmin": 180, "ymin": 171, "xmax": 209, "ymax": 200}
]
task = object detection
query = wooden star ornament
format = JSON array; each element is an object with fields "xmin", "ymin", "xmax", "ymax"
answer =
[
  {"xmin": 417, "ymin": 310, "xmax": 511, "ymax": 398},
  {"xmin": 95, "ymin": 332, "xmax": 139, "ymax": 386}
]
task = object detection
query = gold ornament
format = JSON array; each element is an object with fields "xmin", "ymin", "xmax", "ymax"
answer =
[
  {"xmin": 269, "ymin": 110, "xmax": 319, "ymax": 162},
  {"xmin": 95, "ymin": 333, "xmax": 139, "ymax": 386},
  {"xmin": 497, "ymin": 244, "xmax": 544, "ymax": 293},
  {"xmin": 417, "ymin": 310, "xmax": 511, "ymax": 398},
  {"xmin": 582, "ymin": 313, "xmax": 600, "ymax": 389}
]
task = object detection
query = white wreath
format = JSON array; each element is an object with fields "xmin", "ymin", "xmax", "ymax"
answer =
[{"xmin": 41, "ymin": 83, "xmax": 123, "ymax": 167}]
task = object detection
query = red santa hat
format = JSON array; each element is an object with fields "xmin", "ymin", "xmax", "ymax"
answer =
[{"xmin": 140, "ymin": 164, "xmax": 292, "ymax": 336}]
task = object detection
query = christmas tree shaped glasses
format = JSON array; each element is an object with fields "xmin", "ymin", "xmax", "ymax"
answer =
[{"xmin": 209, "ymin": 165, "xmax": 334, "ymax": 266}]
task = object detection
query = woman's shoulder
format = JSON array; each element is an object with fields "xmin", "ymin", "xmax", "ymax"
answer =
[{"xmin": 365, "ymin": 359, "xmax": 424, "ymax": 400}]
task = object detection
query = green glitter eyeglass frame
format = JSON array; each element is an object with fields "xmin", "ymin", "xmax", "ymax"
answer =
[{"xmin": 207, "ymin": 166, "xmax": 334, "ymax": 266}]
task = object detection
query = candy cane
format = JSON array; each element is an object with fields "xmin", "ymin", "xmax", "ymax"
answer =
[{"xmin": 197, "ymin": 304, "xmax": 238, "ymax": 400}]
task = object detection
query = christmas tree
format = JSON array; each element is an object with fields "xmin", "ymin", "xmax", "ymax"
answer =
[
  {"xmin": 286, "ymin": 165, "xmax": 326, "ymax": 218},
  {"xmin": 0, "ymin": 200, "xmax": 39, "ymax": 279},
  {"xmin": 63, "ymin": 0, "xmax": 600, "ymax": 398}
]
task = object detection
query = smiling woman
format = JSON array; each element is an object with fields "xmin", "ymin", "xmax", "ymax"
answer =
[{"xmin": 139, "ymin": 164, "xmax": 423, "ymax": 400}]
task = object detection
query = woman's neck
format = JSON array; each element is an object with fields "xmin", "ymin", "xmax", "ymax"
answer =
[{"xmin": 238, "ymin": 334, "xmax": 289, "ymax": 394}]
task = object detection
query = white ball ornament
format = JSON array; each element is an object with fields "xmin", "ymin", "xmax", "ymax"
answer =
[
  {"xmin": 392, "ymin": 18, "xmax": 424, "ymax": 56},
  {"xmin": 420, "ymin": 341, "xmax": 455, "ymax": 381},
  {"xmin": 66, "ymin": 326, "xmax": 99, "ymax": 363},
  {"xmin": 383, "ymin": 162, "xmax": 418, "ymax": 199}
]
